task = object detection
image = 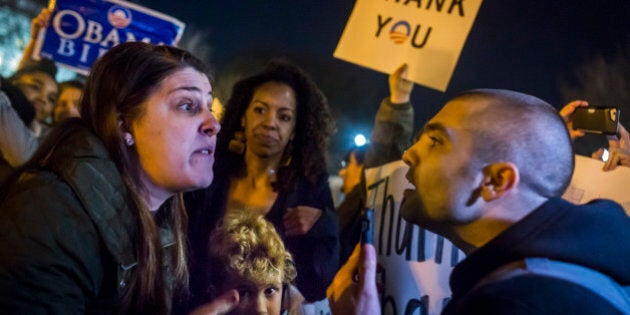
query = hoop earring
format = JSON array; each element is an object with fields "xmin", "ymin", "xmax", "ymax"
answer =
[{"xmin": 228, "ymin": 130, "xmax": 245, "ymax": 154}]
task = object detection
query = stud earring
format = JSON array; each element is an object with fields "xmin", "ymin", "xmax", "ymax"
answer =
[{"xmin": 124, "ymin": 135, "xmax": 135, "ymax": 146}]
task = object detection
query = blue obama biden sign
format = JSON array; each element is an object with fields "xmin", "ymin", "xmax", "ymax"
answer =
[{"xmin": 33, "ymin": 0, "xmax": 185, "ymax": 75}]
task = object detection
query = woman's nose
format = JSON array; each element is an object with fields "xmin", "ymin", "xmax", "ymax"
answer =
[{"xmin": 202, "ymin": 110, "xmax": 221, "ymax": 136}]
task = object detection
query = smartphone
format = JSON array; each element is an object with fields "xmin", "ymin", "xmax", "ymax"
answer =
[
  {"xmin": 360, "ymin": 208, "xmax": 374, "ymax": 245},
  {"xmin": 573, "ymin": 106, "xmax": 620, "ymax": 135}
]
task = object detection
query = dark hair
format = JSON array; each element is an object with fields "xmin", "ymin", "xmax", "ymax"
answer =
[
  {"xmin": 12, "ymin": 42, "xmax": 210, "ymax": 314},
  {"xmin": 56, "ymin": 80, "xmax": 85, "ymax": 114},
  {"xmin": 58, "ymin": 79, "xmax": 85, "ymax": 93},
  {"xmin": 9, "ymin": 58, "xmax": 57, "ymax": 82},
  {"xmin": 82, "ymin": 42, "xmax": 210, "ymax": 313},
  {"xmin": 216, "ymin": 59, "xmax": 335, "ymax": 190},
  {"xmin": 452, "ymin": 89, "xmax": 574, "ymax": 197}
]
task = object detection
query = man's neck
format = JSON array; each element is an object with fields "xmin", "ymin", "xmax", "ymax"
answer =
[{"xmin": 450, "ymin": 195, "xmax": 548, "ymax": 254}]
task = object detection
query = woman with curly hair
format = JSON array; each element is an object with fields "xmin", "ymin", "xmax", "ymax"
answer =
[
  {"xmin": 185, "ymin": 60, "xmax": 339, "ymax": 310},
  {"xmin": 191, "ymin": 211, "xmax": 303, "ymax": 315}
]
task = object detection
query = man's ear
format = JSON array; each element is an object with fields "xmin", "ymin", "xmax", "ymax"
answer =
[{"xmin": 480, "ymin": 163, "xmax": 520, "ymax": 201}]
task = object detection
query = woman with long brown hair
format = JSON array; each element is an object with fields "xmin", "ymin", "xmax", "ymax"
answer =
[{"xmin": 0, "ymin": 42, "xmax": 220, "ymax": 314}]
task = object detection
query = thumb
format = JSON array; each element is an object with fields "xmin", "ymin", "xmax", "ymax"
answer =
[
  {"xmin": 608, "ymin": 138, "xmax": 620, "ymax": 149},
  {"xmin": 358, "ymin": 244, "xmax": 377, "ymax": 292},
  {"xmin": 190, "ymin": 289, "xmax": 239, "ymax": 315},
  {"xmin": 592, "ymin": 148, "xmax": 604, "ymax": 160},
  {"xmin": 214, "ymin": 289, "xmax": 240, "ymax": 314}
]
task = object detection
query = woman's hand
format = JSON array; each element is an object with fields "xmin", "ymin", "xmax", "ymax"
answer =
[
  {"xmin": 283, "ymin": 206, "xmax": 323, "ymax": 236},
  {"xmin": 327, "ymin": 244, "xmax": 381, "ymax": 315},
  {"xmin": 189, "ymin": 289, "xmax": 239, "ymax": 315}
]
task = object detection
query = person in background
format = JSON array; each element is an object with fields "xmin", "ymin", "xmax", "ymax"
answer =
[
  {"xmin": 0, "ymin": 8, "xmax": 81, "ymax": 185},
  {"xmin": 54, "ymin": 80, "xmax": 84, "ymax": 123},
  {"xmin": 17, "ymin": 7, "xmax": 58, "ymax": 134},
  {"xmin": 0, "ymin": 42, "xmax": 220, "ymax": 314},
  {"xmin": 328, "ymin": 89, "xmax": 630, "ymax": 314},
  {"xmin": 336, "ymin": 63, "xmax": 414, "ymax": 263},
  {"xmin": 0, "ymin": 60, "xmax": 58, "ymax": 184},
  {"xmin": 190, "ymin": 211, "xmax": 303, "ymax": 315},
  {"xmin": 338, "ymin": 145, "xmax": 367, "ymax": 197},
  {"xmin": 185, "ymin": 60, "xmax": 338, "ymax": 310},
  {"xmin": 560, "ymin": 100, "xmax": 630, "ymax": 171}
]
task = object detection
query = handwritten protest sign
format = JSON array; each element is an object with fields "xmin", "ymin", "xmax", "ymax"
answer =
[
  {"xmin": 563, "ymin": 154, "xmax": 630, "ymax": 215},
  {"xmin": 33, "ymin": 0, "xmax": 185, "ymax": 75},
  {"xmin": 365, "ymin": 160, "xmax": 464, "ymax": 315},
  {"xmin": 334, "ymin": 0, "xmax": 483, "ymax": 92}
]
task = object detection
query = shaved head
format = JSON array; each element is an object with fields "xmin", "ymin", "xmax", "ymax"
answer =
[{"xmin": 452, "ymin": 89, "xmax": 574, "ymax": 197}]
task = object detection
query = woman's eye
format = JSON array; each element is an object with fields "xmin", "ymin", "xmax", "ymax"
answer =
[
  {"xmin": 279, "ymin": 114, "xmax": 292, "ymax": 122},
  {"xmin": 253, "ymin": 107, "xmax": 264, "ymax": 114},
  {"xmin": 179, "ymin": 102, "xmax": 198, "ymax": 113}
]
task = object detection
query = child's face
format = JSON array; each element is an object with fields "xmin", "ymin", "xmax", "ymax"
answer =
[{"xmin": 225, "ymin": 275, "xmax": 284, "ymax": 315}]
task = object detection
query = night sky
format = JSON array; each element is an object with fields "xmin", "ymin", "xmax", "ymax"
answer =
[{"xmin": 136, "ymin": 0, "xmax": 630, "ymax": 171}]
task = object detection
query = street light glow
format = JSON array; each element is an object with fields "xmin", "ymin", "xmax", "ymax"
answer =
[{"xmin": 354, "ymin": 134, "xmax": 367, "ymax": 147}]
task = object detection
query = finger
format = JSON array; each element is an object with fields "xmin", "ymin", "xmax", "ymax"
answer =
[
  {"xmin": 559, "ymin": 100, "xmax": 588, "ymax": 121},
  {"xmin": 399, "ymin": 63, "xmax": 409, "ymax": 78},
  {"xmin": 618, "ymin": 124, "xmax": 630, "ymax": 150},
  {"xmin": 571, "ymin": 130, "xmax": 585, "ymax": 140},
  {"xmin": 607, "ymin": 138, "xmax": 620, "ymax": 149},
  {"xmin": 327, "ymin": 244, "xmax": 362, "ymax": 298},
  {"xmin": 358, "ymin": 244, "xmax": 378, "ymax": 295},
  {"xmin": 283, "ymin": 218, "xmax": 297, "ymax": 232},
  {"xmin": 393, "ymin": 63, "xmax": 406, "ymax": 77},
  {"xmin": 592, "ymin": 148, "xmax": 604, "ymax": 160},
  {"xmin": 190, "ymin": 289, "xmax": 239, "ymax": 315},
  {"xmin": 213, "ymin": 289, "xmax": 240, "ymax": 314},
  {"xmin": 604, "ymin": 151, "xmax": 620, "ymax": 171},
  {"xmin": 285, "ymin": 227, "xmax": 307, "ymax": 236},
  {"xmin": 283, "ymin": 207, "xmax": 296, "ymax": 220}
]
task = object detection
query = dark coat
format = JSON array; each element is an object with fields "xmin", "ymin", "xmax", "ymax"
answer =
[
  {"xmin": 443, "ymin": 197, "xmax": 630, "ymax": 315},
  {"xmin": 0, "ymin": 125, "xmax": 176, "ymax": 314}
]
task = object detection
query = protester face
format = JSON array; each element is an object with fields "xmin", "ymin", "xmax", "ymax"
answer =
[
  {"xmin": 13, "ymin": 72, "xmax": 58, "ymax": 123},
  {"xmin": 227, "ymin": 276, "xmax": 284, "ymax": 315},
  {"xmin": 243, "ymin": 81, "xmax": 296, "ymax": 160},
  {"xmin": 338, "ymin": 151, "xmax": 363, "ymax": 195},
  {"xmin": 53, "ymin": 86, "xmax": 82, "ymax": 122},
  {"xmin": 129, "ymin": 67, "xmax": 219, "ymax": 205},
  {"xmin": 401, "ymin": 99, "xmax": 484, "ymax": 228}
]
